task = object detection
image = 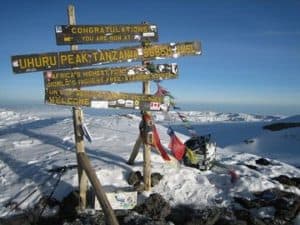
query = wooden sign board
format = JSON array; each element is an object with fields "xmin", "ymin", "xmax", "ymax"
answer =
[
  {"xmin": 12, "ymin": 41, "xmax": 201, "ymax": 73},
  {"xmin": 45, "ymin": 89, "xmax": 165, "ymax": 111},
  {"xmin": 55, "ymin": 24, "xmax": 158, "ymax": 45},
  {"xmin": 44, "ymin": 64, "xmax": 178, "ymax": 89}
]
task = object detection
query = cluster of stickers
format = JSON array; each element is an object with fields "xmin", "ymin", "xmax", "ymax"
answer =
[{"xmin": 11, "ymin": 23, "xmax": 201, "ymax": 111}]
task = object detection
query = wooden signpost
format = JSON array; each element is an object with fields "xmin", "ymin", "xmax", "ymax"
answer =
[{"xmin": 11, "ymin": 4, "xmax": 202, "ymax": 225}]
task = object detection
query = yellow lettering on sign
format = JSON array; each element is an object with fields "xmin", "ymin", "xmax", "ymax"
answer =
[
  {"xmin": 18, "ymin": 55, "xmax": 57, "ymax": 70},
  {"xmin": 95, "ymin": 35, "xmax": 106, "ymax": 41},
  {"xmin": 69, "ymin": 25, "xmax": 153, "ymax": 35},
  {"xmin": 82, "ymin": 36, "xmax": 94, "ymax": 42},
  {"xmin": 144, "ymin": 46, "xmax": 171, "ymax": 58},
  {"xmin": 47, "ymin": 96, "xmax": 90, "ymax": 106},
  {"xmin": 68, "ymin": 55, "xmax": 75, "ymax": 65},
  {"xmin": 60, "ymin": 55, "xmax": 68, "ymax": 65},
  {"xmin": 59, "ymin": 52, "xmax": 89, "ymax": 66},
  {"xmin": 177, "ymin": 43, "xmax": 195, "ymax": 55}
]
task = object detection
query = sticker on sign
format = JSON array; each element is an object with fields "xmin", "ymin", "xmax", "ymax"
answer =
[
  {"xmin": 90, "ymin": 101, "xmax": 108, "ymax": 109},
  {"xmin": 150, "ymin": 102, "xmax": 161, "ymax": 110}
]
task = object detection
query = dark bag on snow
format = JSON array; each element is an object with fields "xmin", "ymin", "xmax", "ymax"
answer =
[{"xmin": 183, "ymin": 135, "xmax": 216, "ymax": 171}]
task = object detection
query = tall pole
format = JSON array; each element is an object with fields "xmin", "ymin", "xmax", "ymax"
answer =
[
  {"xmin": 68, "ymin": 4, "xmax": 88, "ymax": 210},
  {"xmin": 141, "ymin": 40, "xmax": 152, "ymax": 191},
  {"xmin": 127, "ymin": 24, "xmax": 153, "ymax": 191},
  {"xmin": 68, "ymin": 6, "xmax": 119, "ymax": 225}
]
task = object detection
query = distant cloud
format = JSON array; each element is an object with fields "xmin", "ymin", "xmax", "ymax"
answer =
[{"xmin": 260, "ymin": 30, "xmax": 300, "ymax": 36}]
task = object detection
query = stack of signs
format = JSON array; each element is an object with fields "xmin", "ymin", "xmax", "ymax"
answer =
[{"xmin": 11, "ymin": 23, "xmax": 202, "ymax": 111}]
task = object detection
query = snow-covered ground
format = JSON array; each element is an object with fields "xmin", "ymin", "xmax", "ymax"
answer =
[{"xmin": 0, "ymin": 105, "xmax": 299, "ymax": 221}]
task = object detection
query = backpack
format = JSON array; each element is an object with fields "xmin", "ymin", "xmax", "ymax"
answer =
[{"xmin": 183, "ymin": 135, "xmax": 216, "ymax": 171}]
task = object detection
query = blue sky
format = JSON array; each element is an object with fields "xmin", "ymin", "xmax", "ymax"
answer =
[{"xmin": 1, "ymin": 0, "xmax": 299, "ymax": 114}]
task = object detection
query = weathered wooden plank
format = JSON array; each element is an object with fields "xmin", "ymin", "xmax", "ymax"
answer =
[
  {"xmin": 44, "ymin": 63, "xmax": 178, "ymax": 89},
  {"xmin": 78, "ymin": 152, "xmax": 119, "ymax": 225},
  {"xmin": 12, "ymin": 41, "xmax": 201, "ymax": 73},
  {"xmin": 127, "ymin": 136, "xmax": 142, "ymax": 165},
  {"xmin": 45, "ymin": 89, "xmax": 165, "ymax": 110},
  {"xmin": 55, "ymin": 24, "xmax": 158, "ymax": 45}
]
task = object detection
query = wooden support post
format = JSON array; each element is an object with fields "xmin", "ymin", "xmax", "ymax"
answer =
[
  {"xmin": 78, "ymin": 152, "xmax": 119, "ymax": 225},
  {"xmin": 143, "ymin": 121, "xmax": 152, "ymax": 191},
  {"xmin": 127, "ymin": 35, "xmax": 153, "ymax": 190},
  {"xmin": 142, "ymin": 39, "xmax": 152, "ymax": 190},
  {"xmin": 127, "ymin": 136, "xmax": 142, "ymax": 165},
  {"xmin": 72, "ymin": 107, "xmax": 88, "ymax": 209},
  {"xmin": 68, "ymin": 5, "xmax": 88, "ymax": 210}
]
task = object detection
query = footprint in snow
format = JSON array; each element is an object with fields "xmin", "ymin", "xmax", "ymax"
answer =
[{"xmin": 13, "ymin": 139, "xmax": 42, "ymax": 148}]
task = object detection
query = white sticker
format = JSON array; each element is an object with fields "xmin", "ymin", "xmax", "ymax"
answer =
[
  {"xmin": 125, "ymin": 100, "xmax": 134, "ymax": 108},
  {"xmin": 160, "ymin": 104, "xmax": 169, "ymax": 112},
  {"xmin": 134, "ymin": 34, "xmax": 141, "ymax": 40},
  {"xmin": 150, "ymin": 102, "xmax": 161, "ymax": 110},
  {"xmin": 142, "ymin": 32, "xmax": 155, "ymax": 37},
  {"xmin": 137, "ymin": 48, "xmax": 143, "ymax": 56},
  {"xmin": 127, "ymin": 69, "xmax": 135, "ymax": 75},
  {"xmin": 55, "ymin": 26, "xmax": 62, "ymax": 33},
  {"xmin": 117, "ymin": 99, "xmax": 125, "ymax": 105},
  {"xmin": 108, "ymin": 101, "xmax": 117, "ymax": 106},
  {"xmin": 12, "ymin": 60, "xmax": 19, "ymax": 67},
  {"xmin": 150, "ymin": 25, "xmax": 157, "ymax": 31},
  {"xmin": 173, "ymin": 53, "xmax": 179, "ymax": 58},
  {"xmin": 45, "ymin": 71, "xmax": 52, "ymax": 81},
  {"xmin": 171, "ymin": 63, "xmax": 178, "ymax": 74},
  {"xmin": 158, "ymin": 64, "xmax": 165, "ymax": 72},
  {"xmin": 91, "ymin": 101, "xmax": 108, "ymax": 109}
]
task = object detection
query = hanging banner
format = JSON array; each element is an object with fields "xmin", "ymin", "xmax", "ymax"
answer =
[
  {"xmin": 12, "ymin": 41, "xmax": 201, "ymax": 73},
  {"xmin": 44, "ymin": 63, "xmax": 178, "ymax": 89},
  {"xmin": 55, "ymin": 24, "xmax": 158, "ymax": 45},
  {"xmin": 45, "ymin": 89, "xmax": 165, "ymax": 110}
]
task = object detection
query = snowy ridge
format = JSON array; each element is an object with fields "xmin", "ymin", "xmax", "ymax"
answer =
[
  {"xmin": 152, "ymin": 111, "xmax": 283, "ymax": 123},
  {"xmin": 0, "ymin": 108, "xmax": 39, "ymax": 127},
  {"xmin": 277, "ymin": 115, "xmax": 300, "ymax": 123},
  {"xmin": 0, "ymin": 107, "xmax": 299, "ymax": 219}
]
